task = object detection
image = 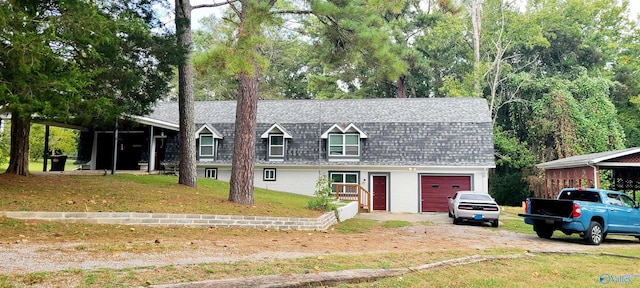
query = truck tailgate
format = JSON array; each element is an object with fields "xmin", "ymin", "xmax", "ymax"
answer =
[{"xmin": 529, "ymin": 198, "xmax": 574, "ymax": 218}]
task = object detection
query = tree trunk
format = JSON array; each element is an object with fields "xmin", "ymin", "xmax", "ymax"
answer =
[
  {"xmin": 175, "ymin": 0, "xmax": 197, "ymax": 187},
  {"xmin": 396, "ymin": 76, "xmax": 407, "ymax": 98},
  {"xmin": 6, "ymin": 111, "xmax": 31, "ymax": 176},
  {"xmin": 471, "ymin": 0, "xmax": 483, "ymax": 98},
  {"xmin": 229, "ymin": 72, "xmax": 259, "ymax": 205}
]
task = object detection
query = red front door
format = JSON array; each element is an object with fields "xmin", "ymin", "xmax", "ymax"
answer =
[{"xmin": 372, "ymin": 176, "xmax": 387, "ymax": 210}]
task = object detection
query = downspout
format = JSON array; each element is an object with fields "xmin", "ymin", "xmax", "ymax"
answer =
[{"xmin": 587, "ymin": 162, "xmax": 598, "ymax": 189}]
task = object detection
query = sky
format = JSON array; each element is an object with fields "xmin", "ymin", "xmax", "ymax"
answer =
[{"xmin": 629, "ymin": 0, "xmax": 640, "ymax": 18}]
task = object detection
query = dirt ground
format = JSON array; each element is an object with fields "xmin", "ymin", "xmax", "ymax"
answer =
[{"xmin": 2, "ymin": 212, "xmax": 636, "ymax": 274}]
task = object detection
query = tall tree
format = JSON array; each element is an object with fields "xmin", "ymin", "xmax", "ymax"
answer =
[
  {"xmin": 189, "ymin": 1, "xmax": 406, "ymax": 205},
  {"xmin": 174, "ymin": 0, "xmax": 235, "ymax": 187},
  {"xmin": 190, "ymin": 14, "xmax": 319, "ymax": 100},
  {"xmin": 0, "ymin": 0, "xmax": 175, "ymax": 176},
  {"xmin": 174, "ymin": 0, "xmax": 197, "ymax": 187}
]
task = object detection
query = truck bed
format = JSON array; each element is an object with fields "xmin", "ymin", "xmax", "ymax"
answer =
[{"xmin": 528, "ymin": 198, "xmax": 574, "ymax": 218}]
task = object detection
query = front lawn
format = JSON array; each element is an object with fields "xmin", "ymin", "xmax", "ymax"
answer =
[
  {"xmin": 0, "ymin": 173, "xmax": 322, "ymax": 218},
  {"xmin": 0, "ymin": 158, "xmax": 78, "ymax": 172}
]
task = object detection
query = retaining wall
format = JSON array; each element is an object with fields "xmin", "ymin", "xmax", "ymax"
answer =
[{"xmin": 0, "ymin": 202, "xmax": 359, "ymax": 231}]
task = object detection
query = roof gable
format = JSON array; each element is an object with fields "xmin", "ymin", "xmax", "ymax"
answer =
[
  {"xmin": 195, "ymin": 123, "xmax": 223, "ymax": 139},
  {"xmin": 260, "ymin": 123, "xmax": 293, "ymax": 139},
  {"xmin": 320, "ymin": 123, "xmax": 368, "ymax": 139}
]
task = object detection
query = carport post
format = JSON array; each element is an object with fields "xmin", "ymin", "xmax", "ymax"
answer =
[
  {"xmin": 148, "ymin": 125, "xmax": 153, "ymax": 173},
  {"xmin": 111, "ymin": 122, "xmax": 118, "ymax": 175},
  {"xmin": 42, "ymin": 125, "xmax": 50, "ymax": 172}
]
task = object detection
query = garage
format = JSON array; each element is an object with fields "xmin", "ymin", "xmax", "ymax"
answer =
[{"xmin": 421, "ymin": 175, "xmax": 471, "ymax": 212}]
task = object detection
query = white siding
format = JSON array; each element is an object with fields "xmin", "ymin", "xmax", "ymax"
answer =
[
  {"xmin": 196, "ymin": 165, "xmax": 490, "ymax": 213},
  {"xmin": 386, "ymin": 171, "xmax": 419, "ymax": 213}
]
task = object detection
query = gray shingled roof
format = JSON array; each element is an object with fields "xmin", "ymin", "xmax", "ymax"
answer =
[
  {"xmin": 145, "ymin": 98, "xmax": 494, "ymax": 167},
  {"xmin": 148, "ymin": 98, "xmax": 492, "ymax": 124},
  {"xmin": 537, "ymin": 147, "xmax": 640, "ymax": 169}
]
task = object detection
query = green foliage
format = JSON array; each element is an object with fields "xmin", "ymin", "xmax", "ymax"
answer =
[
  {"xmin": 526, "ymin": 75, "xmax": 626, "ymax": 161},
  {"xmin": 493, "ymin": 126, "xmax": 536, "ymax": 169},
  {"xmin": 184, "ymin": 0, "xmax": 639, "ymax": 200},
  {"xmin": 0, "ymin": 121, "xmax": 8, "ymax": 166},
  {"xmin": 617, "ymin": 101, "xmax": 640, "ymax": 147},
  {"xmin": 191, "ymin": 15, "xmax": 319, "ymax": 100},
  {"xmin": 28, "ymin": 124, "xmax": 78, "ymax": 161},
  {"xmin": 490, "ymin": 170, "xmax": 531, "ymax": 206},
  {"xmin": 307, "ymin": 175, "xmax": 337, "ymax": 211},
  {"xmin": 0, "ymin": 0, "xmax": 176, "ymax": 126}
]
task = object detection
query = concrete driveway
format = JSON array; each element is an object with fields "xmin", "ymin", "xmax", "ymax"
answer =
[{"xmin": 355, "ymin": 211, "xmax": 452, "ymax": 224}]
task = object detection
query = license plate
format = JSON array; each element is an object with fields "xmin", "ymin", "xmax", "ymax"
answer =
[
  {"xmin": 474, "ymin": 215, "xmax": 483, "ymax": 220},
  {"xmin": 545, "ymin": 220, "xmax": 554, "ymax": 224}
]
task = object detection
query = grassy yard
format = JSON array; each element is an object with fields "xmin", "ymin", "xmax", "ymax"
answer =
[
  {"xmin": 2, "ymin": 177, "xmax": 639, "ymax": 287},
  {"xmin": 0, "ymin": 158, "xmax": 79, "ymax": 172},
  {"xmin": 0, "ymin": 173, "xmax": 321, "ymax": 218},
  {"xmin": 2, "ymin": 248, "xmax": 639, "ymax": 287},
  {"xmin": 340, "ymin": 251, "xmax": 640, "ymax": 287}
]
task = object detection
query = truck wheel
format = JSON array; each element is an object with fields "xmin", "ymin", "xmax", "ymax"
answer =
[
  {"xmin": 584, "ymin": 221, "xmax": 603, "ymax": 245},
  {"xmin": 534, "ymin": 224, "xmax": 553, "ymax": 239},
  {"xmin": 491, "ymin": 219, "xmax": 499, "ymax": 227}
]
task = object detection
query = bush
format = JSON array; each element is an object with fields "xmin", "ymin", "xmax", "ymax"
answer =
[{"xmin": 307, "ymin": 175, "xmax": 336, "ymax": 211}]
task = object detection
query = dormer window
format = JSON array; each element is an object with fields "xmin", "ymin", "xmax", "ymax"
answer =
[
  {"xmin": 269, "ymin": 135, "xmax": 285, "ymax": 157},
  {"xmin": 199, "ymin": 135, "xmax": 215, "ymax": 156},
  {"xmin": 195, "ymin": 124, "xmax": 223, "ymax": 160},
  {"xmin": 321, "ymin": 124, "xmax": 367, "ymax": 160},
  {"xmin": 261, "ymin": 123, "xmax": 292, "ymax": 161},
  {"xmin": 329, "ymin": 134, "xmax": 360, "ymax": 156}
]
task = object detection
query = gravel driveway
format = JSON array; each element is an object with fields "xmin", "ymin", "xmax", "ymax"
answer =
[{"xmin": 1, "ymin": 212, "xmax": 637, "ymax": 274}]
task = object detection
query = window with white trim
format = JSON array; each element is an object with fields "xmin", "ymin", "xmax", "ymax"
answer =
[
  {"xmin": 204, "ymin": 168, "xmax": 217, "ymax": 179},
  {"xmin": 263, "ymin": 168, "xmax": 276, "ymax": 181},
  {"xmin": 330, "ymin": 171, "xmax": 359, "ymax": 197},
  {"xmin": 199, "ymin": 134, "xmax": 215, "ymax": 157},
  {"xmin": 269, "ymin": 135, "xmax": 284, "ymax": 157},
  {"xmin": 328, "ymin": 134, "xmax": 360, "ymax": 156}
]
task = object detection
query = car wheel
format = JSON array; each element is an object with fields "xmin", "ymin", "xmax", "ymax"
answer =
[
  {"xmin": 491, "ymin": 219, "xmax": 499, "ymax": 227},
  {"xmin": 584, "ymin": 221, "xmax": 603, "ymax": 245},
  {"xmin": 534, "ymin": 223, "xmax": 554, "ymax": 239},
  {"xmin": 453, "ymin": 216, "xmax": 460, "ymax": 225}
]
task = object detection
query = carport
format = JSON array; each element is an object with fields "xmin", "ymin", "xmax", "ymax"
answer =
[{"xmin": 537, "ymin": 147, "xmax": 640, "ymax": 199}]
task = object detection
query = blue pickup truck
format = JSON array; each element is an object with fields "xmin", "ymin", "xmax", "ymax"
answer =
[{"xmin": 519, "ymin": 188, "xmax": 640, "ymax": 245}]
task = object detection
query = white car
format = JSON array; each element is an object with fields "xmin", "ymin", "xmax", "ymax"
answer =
[{"xmin": 447, "ymin": 191, "xmax": 500, "ymax": 227}]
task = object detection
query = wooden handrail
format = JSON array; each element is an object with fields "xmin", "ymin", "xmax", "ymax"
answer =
[{"xmin": 334, "ymin": 183, "xmax": 371, "ymax": 212}]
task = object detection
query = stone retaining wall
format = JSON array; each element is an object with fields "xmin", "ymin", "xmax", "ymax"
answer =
[{"xmin": 0, "ymin": 201, "xmax": 360, "ymax": 231}]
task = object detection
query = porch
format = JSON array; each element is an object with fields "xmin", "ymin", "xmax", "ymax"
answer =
[{"xmin": 334, "ymin": 183, "xmax": 371, "ymax": 213}]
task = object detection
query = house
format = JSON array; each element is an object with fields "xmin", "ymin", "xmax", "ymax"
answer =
[{"xmin": 75, "ymin": 98, "xmax": 495, "ymax": 213}]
